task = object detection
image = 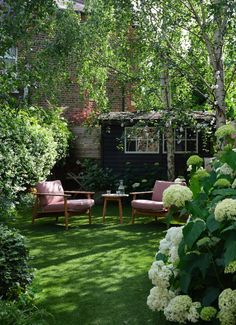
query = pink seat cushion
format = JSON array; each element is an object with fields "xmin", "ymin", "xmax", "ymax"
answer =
[
  {"xmin": 36, "ymin": 180, "xmax": 64, "ymax": 206},
  {"xmin": 131, "ymin": 199, "xmax": 165, "ymax": 212},
  {"xmin": 41, "ymin": 199, "xmax": 95, "ymax": 213},
  {"xmin": 151, "ymin": 181, "xmax": 175, "ymax": 201}
]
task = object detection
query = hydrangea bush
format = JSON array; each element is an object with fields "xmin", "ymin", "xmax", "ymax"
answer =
[{"xmin": 147, "ymin": 124, "xmax": 236, "ymax": 324}]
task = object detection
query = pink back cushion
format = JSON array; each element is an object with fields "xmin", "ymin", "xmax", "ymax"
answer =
[
  {"xmin": 36, "ymin": 180, "xmax": 64, "ymax": 206},
  {"xmin": 151, "ymin": 181, "xmax": 175, "ymax": 201}
]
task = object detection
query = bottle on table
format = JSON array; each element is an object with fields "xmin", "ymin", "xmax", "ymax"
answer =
[{"xmin": 118, "ymin": 179, "xmax": 125, "ymax": 194}]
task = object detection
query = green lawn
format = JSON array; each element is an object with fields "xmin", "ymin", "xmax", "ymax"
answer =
[{"xmin": 14, "ymin": 204, "xmax": 168, "ymax": 325}]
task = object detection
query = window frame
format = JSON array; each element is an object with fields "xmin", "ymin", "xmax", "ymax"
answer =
[
  {"xmin": 162, "ymin": 128, "xmax": 198, "ymax": 154},
  {"xmin": 124, "ymin": 126, "xmax": 160, "ymax": 154}
]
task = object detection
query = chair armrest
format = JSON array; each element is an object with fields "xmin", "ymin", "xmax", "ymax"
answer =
[
  {"xmin": 64, "ymin": 191, "xmax": 95, "ymax": 195},
  {"xmin": 130, "ymin": 191, "xmax": 153, "ymax": 200},
  {"xmin": 130, "ymin": 191, "xmax": 153, "ymax": 195},
  {"xmin": 33, "ymin": 193, "xmax": 71, "ymax": 197},
  {"xmin": 64, "ymin": 191, "xmax": 95, "ymax": 199}
]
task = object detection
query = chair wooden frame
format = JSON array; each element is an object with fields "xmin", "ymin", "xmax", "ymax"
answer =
[
  {"xmin": 130, "ymin": 190, "xmax": 168, "ymax": 224},
  {"xmin": 32, "ymin": 190, "xmax": 94, "ymax": 230}
]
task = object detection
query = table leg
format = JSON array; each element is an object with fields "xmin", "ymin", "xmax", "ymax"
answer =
[
  {"xmin": 118, "ymin": 198, "xmax": 123, "ymax": 224},
  {"xmin": 102, "ymin": 198, "xmax": 107, "ymax": 223}
]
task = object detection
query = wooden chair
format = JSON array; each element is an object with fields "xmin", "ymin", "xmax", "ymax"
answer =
[
  {"xmin": 32, "ymin": 180, "xmax": 95, "ymax": 230},
  {"xmin": 130, "ymin": 180, "xmax": 176, "ymax": 224}
]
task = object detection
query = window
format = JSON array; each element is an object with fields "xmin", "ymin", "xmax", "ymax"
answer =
[
  {"xmin": 125, "ymin": 127, "xmax": 159, "ymax": 153},
  {"xmin": 163, "ymin": 128, "xmax": 198, "ymax": 153}
]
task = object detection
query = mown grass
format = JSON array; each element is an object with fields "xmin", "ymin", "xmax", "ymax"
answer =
[{"xmin": 14, "ymin": 203, "xmax": 168, "ymax": 325}]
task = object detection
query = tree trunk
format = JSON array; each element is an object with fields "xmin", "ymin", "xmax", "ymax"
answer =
[
  {"xmin": 202, "ymin": 1, "xmax": 227, "ymax": 128},
  {"xmin": 161, "ymin": 64, "xmax": 175, "ymax": 181}
]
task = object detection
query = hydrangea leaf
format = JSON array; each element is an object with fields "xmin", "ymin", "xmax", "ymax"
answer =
[
  {"xmin": 202, "ymin": 287, "xmax": 220, "ymax": 306},
  {"xmin": 220, "ymin": 150, "xmax": 236, "ymax": 169},
  {"xmin": 212, "ymin": 188, "xmax": 236, "ymax": 198},
  {"xmin": 179, "ymin": 270, "xmax": 191, "ymax": 293},
  {"xmin": 183, "ymin": 219, "xmax": 206, "ymax": 248},
  {"xmin": 179, "ymin": 253, "xmax": 211, "ymax": 292},
  {"xmin": 206, "ymin": 214, "xmax": 220, "ymax": 232},
  {"xmin": 224, "ymin": 235, "xmax": 236, "ymax": 265},
  {"xmin": 221, "ymin": 222, "xmax": 236, "ymax": 233}
]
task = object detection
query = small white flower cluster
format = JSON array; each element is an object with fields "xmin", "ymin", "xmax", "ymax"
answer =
[
  {"xmin": 158, "ymin": 226, "xmax": 183, "ymax": 265},
  {"xmin": 214, "ymin": 198, "xmax": 236, "ymax": 222},
  {"xmin": 217, "ymin": 163, "xmax": 234, "ymax": 177},
  {"xmin": 232, "ymin": 178, "xmax": 236, "ymax": 189},
  {"xmin": 164, "ymin": 295, "xmax": 200, "ymax": 324},
  {"xmin": 224, "ymin": 260, "xmax": 236, "ymax": 274},
  {"xmin": 163, "ymin": 184, "xmax": 193, "ymax": 208},
  {"xmin": 132, "ymin": 182, "xmax": 140, "ymax": 188},
  {"xmin": 147, "ymin": 286, "xmax": 175, "ymax": 312},
  {"xmin": 148, "ymin": 260, "xmax": 173, "ymax": 288},
  {"xmin": 147, "ymin": 227, "xmax": 190, "ymax": 319},
  {"xmin": 218, "ymin": 288, "xmax": 236, "ymax": 325}
]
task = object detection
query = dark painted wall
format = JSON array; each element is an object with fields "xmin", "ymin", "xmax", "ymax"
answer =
[{"xmin": 101, "ymin": 124, "xmax": 213, "ymax": 180}]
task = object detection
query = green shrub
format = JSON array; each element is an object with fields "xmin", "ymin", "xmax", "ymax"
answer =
[
  {"xmin": 0, "ymin": 299, "xmax": 53, "ymax": 325},
  {"xmin": 0, "ymin": 106, "xmax": 71, "ymax": 219},
  {"xmin": 0, "ymin": 224, "xmax": 34, "ymax": 300},
  {"xmin": 26, "ymin": 106, "xmax": 72, "ymax": 161},
  {"xmin": 123, "ymin": 161, "xmax": 166, "ymax": 193},
  {"xmin": 78, "ymin": 159, "xmax": 118, "ymax": 191}
]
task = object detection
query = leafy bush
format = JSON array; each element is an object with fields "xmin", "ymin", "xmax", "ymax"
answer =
[
  {"xmin": 0, "ymin": 106, "xmax": 71, "ymax": 218},
  {"xmin": 0, "ymin": 224, "xmax": 34, "ymax": 300},
  {"xmin": 26, "ymin": 106, "xmax": 72, "ymax": 161},
  {"xmin": 0, "ymin": 299, "xmax": 53, "ymax": 325},
  {"xmin": 147, "ymin": 124, "xmax": 236, "ymax": 324},
  {"xmin": 78, "ymin": 159, "xmax": 118, "ymax": 191},
  {"xmin": 123, "ymin": 161, "xmax": 166, "ymax": 193}
]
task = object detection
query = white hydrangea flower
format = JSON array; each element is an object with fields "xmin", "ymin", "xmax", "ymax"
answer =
[
  {"xmin": 187, "ymin": 165, "xmax": 192, "ymax": 171},
  {"xmin": 218, "ymin": 288, "xmax": 236, "ymax": 312},
  {"xmin": 217, "ymin": 163, "xmax": 234, "ymax": 176},
  {"xmin": 224, "ymin": 260, "xmax": 236, "ymax": 274},
  {"xmin": 188, "ymin": 302, "xmax": 201, "ymax": 323},
  {"xmin": 163, "ymin": 185, "xmax": 193, "ymax": 208},
  {"xmin": 218, "ymin": 310, "xmax": 236, "ymax": 325},
  {"xmin": 148, "ymin": 260, "xmax": 173, "ymax": 288},
  {"xmin": 232, "ymin": 178, "xmax": 236, "ymax": 189},
  {"xmin": 159, "ymin": 238, "xmax": 171, "ymax": 255},
  {"xmin": 166, "ymin": 226, "xmax": 183, "ymax": 246},
  {"xmin": 164, "ymin": 295, "xmax": 200, "ymax": 324},
  {"xmin": 214, "ymin": 199, "xmax": 236, "ymax": 222},
  {"xmin": 169, "ymin": 246, "xmax": 180, "ymax": 265},
  {"xmin": 132, "ymin": 182, "xmax": 140, "ymax": 188},
  {"xmin": 147, "ymin": 286, "xmax": 175, "ymax": 312},
  {"xmin": 157, "ymin": 227, "xmax": 183, "ymax": 265}
]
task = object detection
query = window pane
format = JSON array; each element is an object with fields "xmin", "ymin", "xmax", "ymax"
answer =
[
  {"xmin": 125, "ymin": 127, "xmax": 159, "ymax": 153},
  {"xmin": 187, "ymin": 140, "xmax": 197, "ymax": 152},
  {"xmin": 137, "ymin": 139, "xmax": 147, "ymax": 152},
  {"xmin": 187, "ymin": 128, "xmax": 197, "ymax": 139},
  {"xmin": 148, "ymin": 140, "xmax": 159, "ymax": 152},
  {"xmin": 163, "ymin": 139, "xmax": 167, "ymax": 152},
  {"xmin": 175, "ymin": 140, "xmax": 185, "ymax": 152},
  {"xmin": 126, "ymin": 140, "xmax": 136, "ymax": 152},
  {"xmin": 175, "ymin": 128, "xmax": 185, "ymax": 139}
]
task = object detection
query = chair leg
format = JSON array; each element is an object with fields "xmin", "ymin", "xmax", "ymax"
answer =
[
  {"xmin": 132, "ymin": 208, "xmax": 135, "ymax": 224},
  {"xmin": 32, "ymin": 199, "xmax": 38, "ymax": 224},
  {"xmin": 65, "ymin": 211, "xmax": 69, "ymax": 230},
  {"xmin": 88, "ymin": 209, "xmax": 92, "ymax": 225},
  {"xmin": 32, "ymin": 212, "xmax": 36, "ymax": 224}
]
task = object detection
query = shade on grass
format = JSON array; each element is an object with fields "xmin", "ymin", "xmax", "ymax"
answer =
[{"xmin": 14, "ymin": 203, "xmax": 168, "ymax": 325}]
